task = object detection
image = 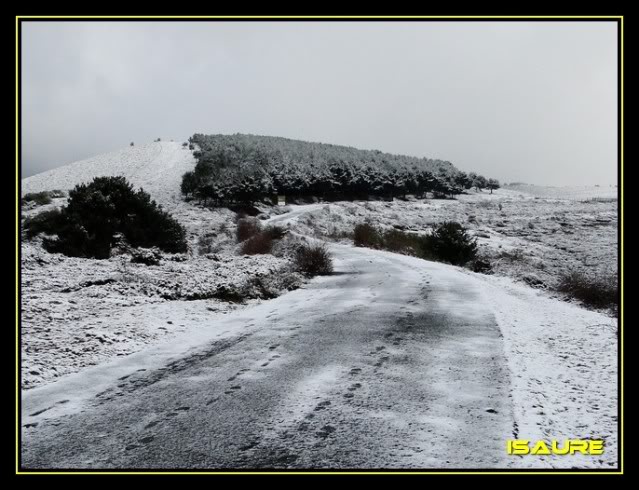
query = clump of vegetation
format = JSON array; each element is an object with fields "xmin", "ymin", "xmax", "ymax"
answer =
[
  {"xmin": 23, "ymin": 208, "xmax": 66, "ymax": 238},
  {"xmin": 24, "ymin": 177, "xmax": 187, "ymax": 259},
  {"xmin": 421, "ymin": 222, "xmax": 478, "ymax": 266},
  {"xmin": 469, "ymin": 257, "xmax": 493, "ymax": 274},
  {"xmin": 236, "ymin": 222, "xmax": 287, "ymax": 256},
  {"xmin": 23, "ymin": 191, "xmax": 52, "ymax": 206},
  {"xmin": 236, "ymin": 218, "xmax": 261, "ymax": 242},
  {"xmin": 352, "ymin": 221, "xmax": 482, "ymax": 269},
  {"xmin": 181, "ymin": 133, "xmax": 500, "ymax": 205},
  {"xmin": 324, "ymin": 227, "xmax": 353, "ymax": 241},
  {"xmin": 22, "ymin": 190, "xmax": 66, "ymax": 207},
  {"xmin": 353, "ymin": 223, "xmax": 381, "ymax": 248},
  {"xmin": 294, "ymin": 243, "xmax": 333, "ymax": 276},
  {"xmin": 557, "ymin": 271, "xmax": 618, "ymax": 312},
  {"xmin": 240, "ymin": 232, "xmax": 273, "ymax": 255},
  {"xmin": 263, "ymin": 225, "xmax": 287, "ymax": 240},
  {"xmin": 130, "ymin": 247, "xmax": 162, "ymax": 266},
  {"xmin": 381, "ymin": 228, "xmax": 421, "ymax": 255}
]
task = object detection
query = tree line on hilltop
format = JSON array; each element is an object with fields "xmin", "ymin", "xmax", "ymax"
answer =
[{"xmin": 181, "ymin": 134, "xmax": 499, "ymax": 205}]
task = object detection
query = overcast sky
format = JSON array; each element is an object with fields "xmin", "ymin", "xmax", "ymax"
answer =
[{"xmin": 21, "ymin": 21, "xmax": 618, "ymax": 185}]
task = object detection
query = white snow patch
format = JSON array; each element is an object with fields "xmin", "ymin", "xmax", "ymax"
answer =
[{"xmin": 473, "ymin": 272, "xmax": 618, "ymax": 468}]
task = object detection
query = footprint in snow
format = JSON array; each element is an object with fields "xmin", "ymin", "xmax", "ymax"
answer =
[
  {"xmin": 316, "ymin": 425, "xmax": 336, "ymax": 439},
  {"xmin": 313, "ymin": 400, "xmax": 331, "ymax": 411}
]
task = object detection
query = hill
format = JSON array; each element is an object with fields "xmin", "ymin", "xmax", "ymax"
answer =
[
  {"xmin": 22, "ymin": 135, "xmax": 498, "ymax": 207},
  {"xmin": 22, "ymin": 142, "xmax": 195, "ymax": 204},
  {"xmin": 182, "ymin": 134, "xmax": 494, "ymax": 204}
]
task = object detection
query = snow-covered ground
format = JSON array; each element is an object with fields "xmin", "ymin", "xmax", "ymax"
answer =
[
  {"xmin": 22, "ymin": 235, "xmax": 618, "ymax": 469},
  {"xmin": 503, "ymin": 183, "xmax": 618, "ymax": 200},
  {"xmin": 21, "ymin": 142, "xmax": 304, "ymax": 389},
  {"xmin": 21, "ymin": 239, "xmax": 301, "ymax": 388},
  {"xmin": 286, "ymin": 189, "xmax": 618, "ymax": 293},
  {"xmin": 475, "ymin": 272, "xmax": 617, "ymax": 468},
  {"xmin": 21, "ymin": 142, "xmax": 619, "ymax": 468}
]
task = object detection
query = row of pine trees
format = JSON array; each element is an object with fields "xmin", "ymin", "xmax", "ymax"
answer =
[{"xmin": 181, "ymin": 134, "xmax": 499, "ymax": 204}]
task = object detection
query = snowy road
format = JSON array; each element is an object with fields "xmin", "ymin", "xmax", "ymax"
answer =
[{"xmin": 22, "ymin": 241, "xmax": 513, "ymax": 469}]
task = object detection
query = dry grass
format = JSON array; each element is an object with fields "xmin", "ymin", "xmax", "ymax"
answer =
[
  {"xmin": 240, "ymin": 232, "xmax": 273, "ymax": 255},
  {"xmin": 557, "ymin": 271, "xmax": 618, "ymax": 312},
  {"xmin": 236, "ymin": 218, "xmax": 261, "ymax": 242}
]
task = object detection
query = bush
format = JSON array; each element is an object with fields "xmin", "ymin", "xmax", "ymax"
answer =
[
  {"xmin": 381, "ymin": 229, "xmax": 420, "ymax": 255},
  {"xmin": 294, "ymin": 243, "xmax": 333, "ymax": 276},
  {"xmin": 469, "ymin": 257, "xmax": 493, "ymax": 274},
  {"xmin": 236, "ymin": 218, "xmax": 261, "ymax": 242},
  {"xmin": 557, "ymin": 271, "xmax": 618, "ymax": 311},
  {"xmin": 353, "ymin": 223, "xmax": 380, "ymax": 248},
  {"xmin": 23, "ymin": 192, "xmax": 51, "ymax": 206},
  {"xmin": 23, "ymin": 208, "xmax": 66, "ymax": 238},
  {"xmin": 130, "ymin": 247, "xmax": 162, "ymax": 266},
  {"xmin": 264, "ymin": 225, "xmax": 287, "ymax": 240},
  {"xmin": 324, "ymin": 227, "xmax": 353, "ymax": 241},
  {"xmin": 22, "ymin": 190, "xmax": 64, "ymax": 207},
  {"xmin": 351, "ymin": 221, "xmax": 480, "ymax": 269},
  {"xmin": 180, "ymin": 171, "xmax": 198, "ymax": 197},
  {"xmin": 26, "ymin": 177, "xmax": 187, "ymax": 259},
  {"xmin": 240, "ymin": 232, "xmax": 273, "ymax": 255},
  {"xmin": 421, "ymin": 221, "xmax": 477, "ymax": 265}
]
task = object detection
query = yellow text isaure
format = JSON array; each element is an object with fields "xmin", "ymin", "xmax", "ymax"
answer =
[{"xmin": 506, "ymin": 440, "xmax": 604, "ymax": 456}]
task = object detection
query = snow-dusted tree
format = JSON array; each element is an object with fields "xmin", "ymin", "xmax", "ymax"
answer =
[
  {"xmin": 473, "ymin": 174, "xmax": 488, "ymax": 191},
  {"xmin": 487, "ymin": 178, "xmax": 500, "ymax": 194},
  {"xmin": 180, "ymin": 171, "xmax": 198, "ymax": 198},
  {"xmin": 37, "ymin": 177, "xmax": 187, "ymax": 258}
]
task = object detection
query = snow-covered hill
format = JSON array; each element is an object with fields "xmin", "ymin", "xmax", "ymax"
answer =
[{"xmin": 22, "ymin": 142, "xmax": 195, "ymax": 204}]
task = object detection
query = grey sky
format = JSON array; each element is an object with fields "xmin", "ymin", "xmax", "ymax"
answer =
[{"xmin": 21, "ymin": 21, "xmax": 618, "ymax": 185}]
